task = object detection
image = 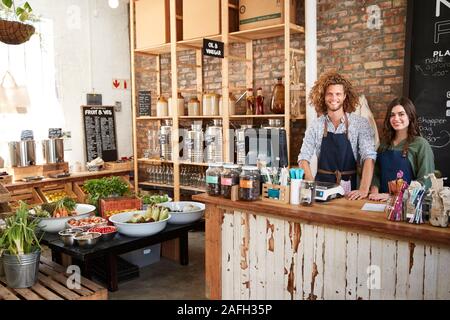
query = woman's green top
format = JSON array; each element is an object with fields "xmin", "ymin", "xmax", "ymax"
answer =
[{"xmin": 372, "ymin": 136, "xmax": 435, "ymax": 190}]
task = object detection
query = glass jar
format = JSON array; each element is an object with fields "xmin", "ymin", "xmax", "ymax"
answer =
[
  {"xmin": 188, "ymin": 96, "xmax": 201, "ymax": 116},
  {"xmin": 270, "ymin": 77, "xmax": 285, "ymax": 114},
  {"xmin": 206, "ymin": 163, "xmax": 223, "ymax": 196},
  {"xmin": 246, "ymin": 88, "xmax": 255, "ymax": 115},
  {"xmin": 255, "ymin": 87, "xmax": 264, "ymax": 115},
  {"xmin": 203, "ymin": 93, "xmax": 219, "ymax": 116},
  {"xmin": 221, "ymin": 164, "xmax": 241, "ymax": 199},
  {"xmin": 299, "ymin": 180, "xmax": 316, "ymax": 206},
  {"xmin": 168, "ymin": 92, "xmax": 185, "ymax": 116},
  {"xmin": 239, "ymin": 166, "xmax": 261, "ymax": 201}
]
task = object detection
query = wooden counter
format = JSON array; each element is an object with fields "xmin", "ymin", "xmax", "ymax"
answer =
[
  {"xmin": 193, "ymin": 193, "xmax": 450, "ymax": 300},
  {"xmin": 4, "ymin": 169, "xmax": 131, "ymax": 191}
]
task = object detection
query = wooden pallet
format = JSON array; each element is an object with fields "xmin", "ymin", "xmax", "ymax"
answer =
[{"xmin": 0, "ymin": 256, "xmax": 107, "ymax": 300}]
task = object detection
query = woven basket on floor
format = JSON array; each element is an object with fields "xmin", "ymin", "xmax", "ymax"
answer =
[{"xmin": 0, "ymin": 19, "xmax": 35, "ymax": 45}]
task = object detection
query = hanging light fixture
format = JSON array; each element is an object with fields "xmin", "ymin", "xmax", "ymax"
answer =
[{"xmin": 108, "ymin": 0, "xmax": 119, "ymax": 9}]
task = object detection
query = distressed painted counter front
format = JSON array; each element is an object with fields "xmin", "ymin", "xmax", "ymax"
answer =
[{"xmin": 192, "ymin": 194, "xmax": 450, "ymax": 300}]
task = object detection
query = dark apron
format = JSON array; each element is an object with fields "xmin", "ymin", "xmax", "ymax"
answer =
[
  {"xmin": 378, "ymin": 148, "xmax": 414, "ymax": 193},
  {"xmin": 316, "ymin": 114, "xmax": 357, "ymax": 190}
]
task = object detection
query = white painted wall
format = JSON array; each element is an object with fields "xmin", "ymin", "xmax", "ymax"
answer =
[{"xmin": 3, "ymin": 0, "xmax": 132, "ymax": 167}]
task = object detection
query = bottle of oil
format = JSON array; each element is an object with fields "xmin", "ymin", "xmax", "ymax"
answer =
[
  {"xmin": 270, "ymin": 77, "xmax": 285, "ymax": 114},
  {"xmin": 246, "ymin": 88, "xmax": 255, "ymax": 115},
  {"xmin": 255, "ymin": 87, "xmax": 264, "ymax": 115}
]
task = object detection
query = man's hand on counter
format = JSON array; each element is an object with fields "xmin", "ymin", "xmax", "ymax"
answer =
[{"xmin": 346, "ymin": 189, "xmax": 369, "ymax": 200}]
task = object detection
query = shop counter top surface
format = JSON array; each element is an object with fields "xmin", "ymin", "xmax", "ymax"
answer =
[{"xmin": 193, "ymin": 193, "xmax": 450, "ymax": 247}]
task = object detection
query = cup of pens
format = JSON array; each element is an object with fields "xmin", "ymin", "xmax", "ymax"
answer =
[{"xmin": 290, "ymin": 168, "xmax": 304, "ymax": 205}]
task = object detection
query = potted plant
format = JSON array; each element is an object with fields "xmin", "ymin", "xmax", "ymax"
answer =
[
  {"xmin": 0, "ymin": 201, "xmax": 42, "ymax": 288},
  {"xmin": 0, "ymin": 0, "xmax": 38, "ymax": 45}
]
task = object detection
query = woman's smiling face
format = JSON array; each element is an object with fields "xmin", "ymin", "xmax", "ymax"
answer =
[{"xmin": 390, "ymin": 105, "xmax": 410, "ymax": 132}]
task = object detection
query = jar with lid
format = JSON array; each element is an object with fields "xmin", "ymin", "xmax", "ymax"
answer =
[
  {"xmin": 255, "ymin": 87, "xmax": 264, "ymax": 115},
  {"xmin": 168, "ymin": 92, "xmax": 185, "ymax": 116},
  {"xmin": 206, "ymin": 163, "xmax": 223, "ymax": 196},
  {"xmin": 239, "ymin": 166, "xmax": 261, "ymax": 201},
  {"xmin": 156, "ymin": 96, "xmax": 168, "ymax": 117},
  {"xmin": 221, "ymin": 164, "xmax": 241, "ymax": 199},
  {"xmin": 188, "ymin": 96, "xmax": 201, "ymax": 116},
  {"xmin": 270, "ymin": 77, "xmax": 285, "ymax": 114},
  {"xmin": 246, "ymin": 88, "xmax": 255, "ymax": 115},
  {"xmin": 203, "ymin": 93, "xmax": 219, "ymax": 116}
]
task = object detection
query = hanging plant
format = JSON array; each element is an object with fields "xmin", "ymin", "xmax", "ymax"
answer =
[{"xmin": 0, "ymin": 0, "xmax": 38, "ymax": 45}]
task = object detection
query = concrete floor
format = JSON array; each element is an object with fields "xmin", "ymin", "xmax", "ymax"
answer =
[{"xmin": 108, "ymin": 230, "xmax": 206, "ymax": 300}]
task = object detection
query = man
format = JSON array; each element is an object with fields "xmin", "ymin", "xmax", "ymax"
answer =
[{"xmin": 298, "ymin": 72, "xmax": 376, "ymax": 200}]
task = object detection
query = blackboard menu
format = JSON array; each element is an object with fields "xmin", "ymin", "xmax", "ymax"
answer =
[
  {"xmin": 138, "ymin": 90, "xmax": 151, "ymax": 116},
  {"xmin": 82, "ymin": 106, "xmax": 118, "ymax": 162},
  {"xmin": 405, "ymin": 0, "xmax": 450, "ymax": 185}
]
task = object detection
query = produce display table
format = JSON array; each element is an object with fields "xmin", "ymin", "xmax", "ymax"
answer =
[
  {"xmin": 40, "ymin": 219, "xmax": 204, "ymax": 292},
  {"xmin": 0, "ymin": 256, "xmax": 107, "ymax": 300}
]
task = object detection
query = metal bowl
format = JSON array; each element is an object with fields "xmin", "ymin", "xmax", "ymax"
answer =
[
  {"xmin": 58, "ymin": 228, "xmax": 84, "ymax": 246},
  {"xmin": 100, "ymin": 230, "xmax": 117, "ymax": 241},
  {"xmin": 74, "ymin": 232, "xmax": 102, "ymax": 248}
]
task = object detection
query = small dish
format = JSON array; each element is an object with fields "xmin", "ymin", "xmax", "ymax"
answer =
[
  {"xmin": 58, "ymin": 228, "xmax": 84, "ymax": 246},
  {"xmin": 74, "ymin": 232, "xmax": 101, "ymax": 248}
]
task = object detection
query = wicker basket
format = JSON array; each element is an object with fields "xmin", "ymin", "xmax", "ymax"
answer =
[{"xmin": 0, "ymin": 19, "xmax": 35, "ymax": 45}]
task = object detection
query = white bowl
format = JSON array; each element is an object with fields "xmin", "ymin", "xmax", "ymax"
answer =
[
  {"xmin": 158, "ymin": 201, "xmax": 205, "ymax": 225},
  {"xmin": 32, "ymin": 204, "xmax": 96, "ymax": 233},
  {"xmin": 108, "ymin": 210, "xmax": 170, "ymax": 237}
]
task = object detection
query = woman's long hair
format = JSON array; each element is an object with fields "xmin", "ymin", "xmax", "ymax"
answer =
[
  {"xmin": 381, "ymin": 97, "xmax": 421, "ymax": 148},
  {"xmin": 308, "ymin": 72, "xmax": 359, "ymax": 115}
]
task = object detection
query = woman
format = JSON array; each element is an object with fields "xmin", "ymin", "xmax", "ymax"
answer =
[{"xmin": 369, "ymin": 97, "xmax": 435, "ymax": 201}]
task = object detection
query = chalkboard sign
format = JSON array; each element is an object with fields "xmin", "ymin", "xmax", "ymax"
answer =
[
  {"xmin": 138, "ymin": 90, "xmax": 151, "ymax": 116},
  {"xmin": 48, "ymin": 128, "xmax": 62, "ymax": 139},
  {"xmin": 82, "ymin": 106, "xmax": 118, "ymax": 162},
  {"xmin": 404, "ymin": 0, "xmax": 450, "ymax": 185},
  {"xmin": 203, "ymin": 38, "xmax": 224, "ymax": 58}
]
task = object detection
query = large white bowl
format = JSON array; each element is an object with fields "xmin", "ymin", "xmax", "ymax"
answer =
[
  {"xmin": 32, "ymin": 204, "xmax": 96, "ymax": 233},
  {"xmin": 158, "ymin": 201, "xmax": 205, "ymax": 225},
  {"xmin": 108, "ymin": 210, "xmax": 170, "ymax": 237}
]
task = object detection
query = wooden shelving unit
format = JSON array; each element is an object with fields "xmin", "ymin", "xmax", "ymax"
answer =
[{"xmin": 130, "ymin": 0, "xmax": 306, "ymax": 200}]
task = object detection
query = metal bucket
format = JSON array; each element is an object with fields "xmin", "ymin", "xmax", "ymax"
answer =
[
  {"xmin": 2, "ymin": 250, "xmax": 40, "ymax": 288},
  {"xmin": 42, "ymin": 138, "xmax": 64, "ymax": 163},
  {"xmin": 8, "ymin": 140, "xmax": 36, "ymax": 167},
  {"xmin": 0, "ymin": 254, "xmax": 4, "ymax": 277}
]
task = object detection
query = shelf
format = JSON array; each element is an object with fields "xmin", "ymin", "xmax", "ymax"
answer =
[
  {"xmin": 138, "ymin": 158, "xmax": 173, "ymax": 165},
  {"xmin": 136, "ymin": 116, "xmax": 172, "ymax": 120},
  {"xmin": 229, "ymin": 114, "xmax": 286, "ymax": 119},
  {"xmin": 179, "ymin": 161, "xmax": 209, "ymax": 167},
  {"xmin": 139, "ymin": 182, "xmax": 174, "ymax": 189},
  {"xmin": 179, "ymin": 116, "xmax": 222, "ymax": 120},
  {"xmin": 135, "ymin": 43, "xmax": 171, "ymax": 55},
  {"xmin": 229, "ymin": 23, "xmax": 305, "ymax": 43},
  {"xmin": 291, "ymin": 115, "xmax": 307, "ymax": 120},
  {"xmin": 180, "ymin": 185, "xmax": 206, "ymax": 193}
]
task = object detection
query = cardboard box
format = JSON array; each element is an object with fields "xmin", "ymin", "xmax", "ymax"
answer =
[
  {"xmin": 135, "ymin": 0, "xmax": 182, "ymax": 48},
  {"xmin": 183, "ymin": 0, "xmax": 221, "ymax": 40},
  {"xmin": 120, "ymin": 244, "xmax": 161, "ymax": 268},
  {"xmin": 239, "ymin": 0, "xmax": 296, "ymax": 31}
]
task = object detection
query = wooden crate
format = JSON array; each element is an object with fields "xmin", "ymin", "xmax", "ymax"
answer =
[
  {"xmin": 36, "ymin": 182, "xmax": 77, "ymax": 203},
  {"xmin": 42, "ymin": 162, "xmax": 69, "ymax": 178},
  {"xmin": 0, "ymin": 256, "xmax": 108, "ymax": 300},
  {"xmin": 10, "ymin": 165, "xmax": 43, "ymax": 182},
  {"xmin": 8, "ymin": 187, "xmax": 44, "ymax": 210},
  {"xmin": 262, "ymin": 184, "xmax": 290, "ymax": 204},
  {"xmin": 0, "ymin": 174, "xmax": 12, "ymax": 185},
  {"xmin": 73, "ymin": 181, "xmax": 88, "ymax": 203},
  {"xmin": 104, "ymin": 161, "xmax": 133, "ymax": 171},
  {"xmin": 99, "ymin": 197, "xmax": 142, "ymax": 219},
  {"xmin": 0, "ymin": 183, "xmax": 11, "ymax": 203}
]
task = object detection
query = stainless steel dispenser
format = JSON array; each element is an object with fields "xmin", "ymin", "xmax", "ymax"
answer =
[
  {"xmin": 186, "ymin": 123, "xmax": 204, "ymax": 163},
  {"xmin": 8, "ymin": 141, "xmax": 36, "ymax": 167},
  {"xmin": 42, "ymin": 138, "xmax": 64, "ymax": 163},
  {"xmin": 205, "ymin": 119, "xmax": 223, "ymax": 163}
]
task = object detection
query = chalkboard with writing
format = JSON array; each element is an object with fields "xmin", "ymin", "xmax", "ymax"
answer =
[
  {"xmin": 404, "ymin": 0, "xmax": 450, "ymax": 184},
  {"xmin": 138, "ymin": 90, "xmax": 151, "ymax": 116},
  {"xmin": 82, "ymin": 106, "xmax": 118, "ymax": 162}
]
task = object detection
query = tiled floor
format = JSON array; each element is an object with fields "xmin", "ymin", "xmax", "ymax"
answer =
[{"xmin": 108, "ymin": 230, "xmax": 206, "ymax": 300}]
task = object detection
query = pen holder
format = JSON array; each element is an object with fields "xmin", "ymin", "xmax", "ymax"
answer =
[
  {"xmin": 262, "ymin": 184, "xmax": 290, "ymax": 204},
  {"xmin": 290, "ymin": 179, "xmax": 301, "ymax": 205}
]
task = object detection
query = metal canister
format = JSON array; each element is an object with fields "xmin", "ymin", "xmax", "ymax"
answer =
[
  {"xmin": 205, "ymin": 119, "xmax": 223, "ymax": 163},
  {"xmin": 42, "ymin": 138, "xmax": 64, "ymax": 163},
  {"xmin": 235, "ymin": 125, "xmax": 253, "ymax": 165},
  {"xmin": 8, "ymin": 140, "xmax": 36, "ymax": 167},
  {"xmin": 159, "ymin": 119, "xmax": 172, "ymax": 160},
  {"xmin": 186, "ymin": 123, "xmax": 204, "ymax": 163}
]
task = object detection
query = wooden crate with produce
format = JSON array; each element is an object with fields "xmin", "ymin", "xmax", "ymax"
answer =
[
  {"xmin": 82, "ymin": 176, "xmax": 134, "ymax": 211},
  {"xmin": 8, "ymin": 187, "xmax": 44, "ymax": 211},
  {"xmin": 99, "ymin": 197, "xmax": 142, "ymax": 219},
  {"xmin": 36, "ymin": 182, "xmax": 77, "ymax": 203},
  {"xmin": 73, "ymin": 181, "xmax": 88, "ymax": 203}
]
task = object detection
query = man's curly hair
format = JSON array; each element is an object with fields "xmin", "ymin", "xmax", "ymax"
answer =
[{"xmin": 308, "ymin": 72, "xmax": 359, "ymax": 115}]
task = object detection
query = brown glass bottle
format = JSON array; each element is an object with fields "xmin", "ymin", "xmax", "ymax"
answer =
[
  {"xmin": 255, "ymin": 87, "xmax": 264, "ymax": 115},
  {"xmin": 270, "ymin": 77, "xmax": 285, "ymax": 114},
  {"xmin": 246, "ymin": 88, "xmax": 255, "ymax": 115}
]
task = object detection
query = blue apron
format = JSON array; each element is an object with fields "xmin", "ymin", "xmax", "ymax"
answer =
[
  {"xmin": 315, "ymin": 115, "xmax": 357, "ymax": 190},
  {"xmin": 378, "ymin": 147, "xmax": 414, "ymax": 193}
]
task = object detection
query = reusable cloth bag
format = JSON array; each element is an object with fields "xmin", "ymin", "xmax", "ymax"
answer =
[{"xmin": 0, "ymin": 71, "xmax": 30, "ymax": 113}]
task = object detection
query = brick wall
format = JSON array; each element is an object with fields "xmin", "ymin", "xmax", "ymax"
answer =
[{"xmin": 317, "ymin": 0, "xmax": 408, "ymax": 132}]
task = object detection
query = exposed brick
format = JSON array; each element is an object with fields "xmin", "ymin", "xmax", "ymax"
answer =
[
  {"xmin": 385, "ymin": 59, "xmax": 404, "ymax": 67},
  {"xmin": 364, "ymin": 61, "xmax": 384, "ymax": 69}
]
